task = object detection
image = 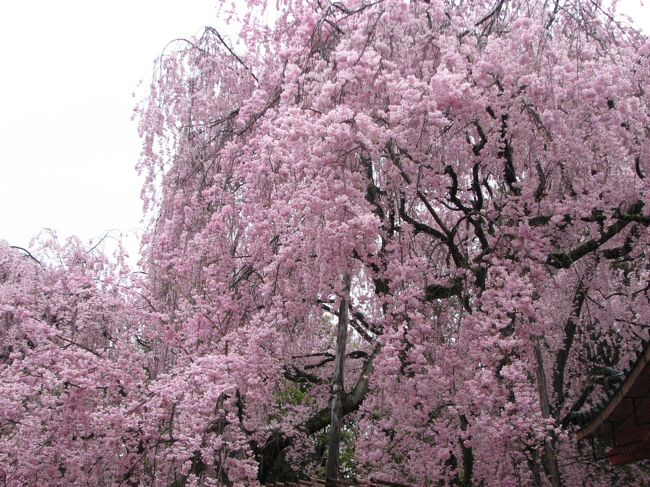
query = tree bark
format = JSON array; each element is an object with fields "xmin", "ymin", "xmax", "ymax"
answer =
[
  {"xmin": 533, "ymin": 342, "xmax": 562, "ymax": 487},
  {"xmin": 326, "ymin": 273, "xmax": 351, "ymax": 484}
]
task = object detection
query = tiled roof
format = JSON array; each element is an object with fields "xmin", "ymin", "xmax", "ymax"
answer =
[
  {"xmin": 573, "ymin": 337, "xmax": 650, "ymax": 464},
  {"xmin": 572, "ymin": 337, "xmax": 648, "ymax": 428}
]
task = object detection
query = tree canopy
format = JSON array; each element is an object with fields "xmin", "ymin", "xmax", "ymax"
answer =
[{"xmin": 1, "ymin": 0, "xmax": 650, "ymax": 485}]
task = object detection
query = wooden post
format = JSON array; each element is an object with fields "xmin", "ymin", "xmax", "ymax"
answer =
[{"xmin": 326, "ymin": 273, "xmax": 351, "ymax": 484}]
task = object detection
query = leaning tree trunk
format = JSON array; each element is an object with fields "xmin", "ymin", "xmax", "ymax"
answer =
[{"xmin": 326, "ymin": 273, "xmax": 351, "ymax": 484}]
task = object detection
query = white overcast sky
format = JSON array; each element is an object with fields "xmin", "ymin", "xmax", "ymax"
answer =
[
  {"xmin": 0, "ymin": 0, "xmax": 230, "ymax": 259},
  {"xmin": 0, "ymin": 1, "xmax": 648, "ymax": 260}
]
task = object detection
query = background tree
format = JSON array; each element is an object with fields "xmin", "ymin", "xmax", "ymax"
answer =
[{"xmin": 0, "ymin": 239, "xmax": 148, "ymax": 484}]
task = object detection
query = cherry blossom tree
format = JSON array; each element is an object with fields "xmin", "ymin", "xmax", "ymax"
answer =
[
  {"xmin": 134, "ymin": 0, "xmax": 650, "ymax": 484},
  {"xmin": 2, "ymin": 0, "xmax": 650, "ymax": 485},
  {"xmin": 0, "ymin": 238, "xmax": 149, "ymax": 484}
]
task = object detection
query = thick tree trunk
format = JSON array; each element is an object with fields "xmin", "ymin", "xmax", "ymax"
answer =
[
  {"xmin": 257, "ymin": 344, "xmax": 381, "ymax": 483},
  {"xmin": 326, "ymin": 273, "xmax": 351, "ymax": 484},
  {"xmin": 533, "ymin": 342, "xmax": 562, "ymax": 487}
]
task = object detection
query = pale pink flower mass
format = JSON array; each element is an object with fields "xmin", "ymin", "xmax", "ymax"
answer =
[{"xmin": 1, "ymin": 0, "xmax": 650, "ymax": 485}]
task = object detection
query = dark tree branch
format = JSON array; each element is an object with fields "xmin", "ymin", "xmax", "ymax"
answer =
[
  {"xmin": 553, "ymin": 280, "xmax": 587, "ymax": 409},
  {"xmin": 472, "ymin": 121, "xmax": 488, "ymax": 156},
  {"xmin": 443, "ymin": 165, "xmax": 490, "ymax": 252},
  {"xmin": 305, "ymin": 343, "xmax": 381, "ymax": 435},
  {"xmin": 471, "ymin": 163, "xmax": 484, "ymax": 210},
  {"xmin": 424, "ymin": 279, "xmax": 463, "ymax": 301},
  {"xmin": 361, "ymin": 153, "xmax": 386, "ymax": 221},
  {"xmin": 9, "ymin": 246, "xmax": 42, "ymax": 266},
  {"xmin": 602, "ymin": 226, "xmax": 637, "ymax": 260},
  {"xmin": 350, "ymin": 308, "xmax": 382, "ymax": 339},
  {"xmin": 320, "ymin": 299, "xmax": 381, "ymax": 341},
  {"xmin": 444, "ymin": 165, "xmax": 472, "ymax": 213},
  {"xmin": 284, "ymin": 365, "xmax": 324, "ymax": 385},
  {"xmin": 635, "ymin": 156, "xmax": 645, "ymax": 179},
  {"xmin": 534, "ymin": 160, "xmax": 547, "ymax": 202},
  {"xmin": 399, "ymin": 197, "xmax": 448, "ymax": 242},
  {"xmin": 488, "ymin": 110, "xmax": 519, "ymax": 195},
  {"xmin": 204, "ymin": 27, "xmax": 259, "ymax": 82},
  {"xmin": 547, "ymin": 201, "xmax": 646, "ymax": 269}
]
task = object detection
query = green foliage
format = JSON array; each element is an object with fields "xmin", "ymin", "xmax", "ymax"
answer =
[
  {"xmin": 316, "ymin": 423, "xmax": 358, "ymax": 479},
  {"xmin": 274, "ymin": 385, "xmax": 308, "ymax": 408}
]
